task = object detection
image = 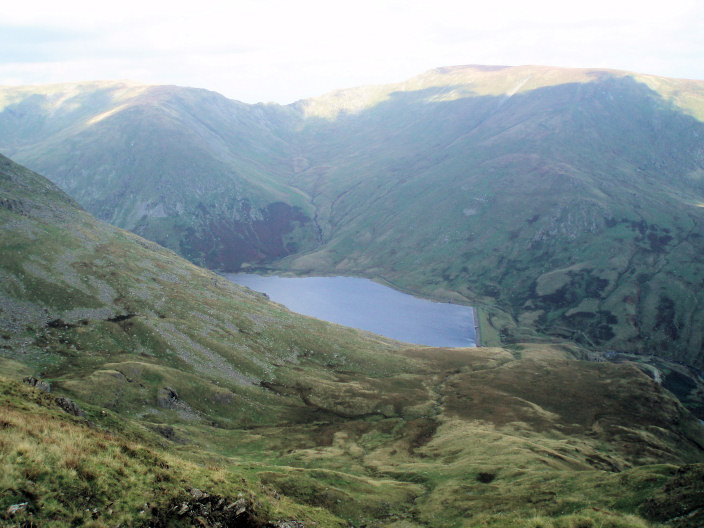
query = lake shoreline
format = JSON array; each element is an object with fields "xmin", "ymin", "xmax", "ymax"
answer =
[
  {"xmin": 473, "ymin": 307, "xmax": 481, "ymax": 347},
  {"xmin": 225, "ymin": 272, "xmax": 477, "ymax": 348},
  {"xmin": 234, "ymin": 267, "xmax": 475, "ymax": 307}
]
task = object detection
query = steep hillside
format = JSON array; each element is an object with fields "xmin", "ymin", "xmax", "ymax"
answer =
[
  {"xmin": 3, "ymin": 156, "xmax": 704, "ymax": 526},
  {"xmin": 0, "ymin": 82, "xmax": 317, "ymax": 269},
  {"xmin": 2, "ymin": 65, "xmax": 704, "ymax": 370},
  {"xmin": 283, "ymin": 66, "xmax": 704, "ymax": 369},
  {"xmin": 0, "ymin": 158, "xmax": 704, "ymax": 528},
  {"xmin": 0, "ymin": 153, "xmax": 409, "ymax": 428}
]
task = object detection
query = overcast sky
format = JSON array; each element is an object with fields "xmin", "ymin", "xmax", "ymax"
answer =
[{"xmin": 2, "ymin": 0, "xmax": 703, "ymax": 104}]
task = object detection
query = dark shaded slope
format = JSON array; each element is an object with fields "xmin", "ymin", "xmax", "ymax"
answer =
[
  {"xmin": 0, "ymin": 83, "xmax": 317, "ymax": 270},
  {"xmin": 283, "ymin": 73, "xmax": 704, "ymax": 366}
]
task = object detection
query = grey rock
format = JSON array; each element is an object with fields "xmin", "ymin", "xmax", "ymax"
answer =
[
  {"xmin": 55, "ymin": 396, "xmax": 85, "ymax": 417},
  {"xmin": 157, "ymin": 386, "xmax": 179, "ymax": 408},
  {"xmin": 6, "ymin": 502, "xmax": 28, "ymax": 516},
  {"xmin": 23, "ymin": 376, "xmax": 51, "ymax": 392},
  {"xmin": 189, "ymin": 488, "xmax": 207, "ymax": 500},
  {"xmin": 232, "ymin": 497, "xmax": 248, "ymax": 516}
]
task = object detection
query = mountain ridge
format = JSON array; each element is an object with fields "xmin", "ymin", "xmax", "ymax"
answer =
[{"xmin": 1, "ymin": 64, "xmax": 704, "ymax": 371}]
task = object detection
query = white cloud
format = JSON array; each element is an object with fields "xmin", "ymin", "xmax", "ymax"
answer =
[{"xmin": 2, "ymin": 0, "xmax": 703, "ymax": 103}]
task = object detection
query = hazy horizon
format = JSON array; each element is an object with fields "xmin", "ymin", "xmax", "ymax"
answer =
[{"xmin": 3, "ymin": 0, "xmax": 704, "ymax": 104}]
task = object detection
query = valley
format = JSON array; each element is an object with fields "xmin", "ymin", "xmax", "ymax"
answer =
[
  {"xmin": 2, "ymin": 66, "xmax": 704, "ymax": 369},
  {"xmin": 2, "ymin": 65, "xmax": 704, "ymax": 527},
  {"xmin": 1, "ymin": 150, "xmax": 703, "ymax": 527}
]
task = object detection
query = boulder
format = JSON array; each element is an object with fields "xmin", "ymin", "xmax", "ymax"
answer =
[
  {"xmin": 6, "ymin": 502, "xmax": 28, "ymax": 516},
  {"xmin": 55, "ymin": 396, "xmax": 85, "ymax": 417},
  {"xmin": 23, "ymin": 376, "xmax": 51, "ymax": 392},
  {"xmin": 157, "ymin": 387, "xmax": 179, "ymax": 408}
]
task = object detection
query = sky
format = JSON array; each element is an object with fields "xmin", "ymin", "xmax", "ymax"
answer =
[{"xmin": 2, "ymin": 0, "xmax": 703, "ymax": 104}]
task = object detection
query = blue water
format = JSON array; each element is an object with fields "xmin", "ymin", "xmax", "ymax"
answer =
[{"xmin": 225, "ymin": 274, "xmax": 476, "ymax": 347}]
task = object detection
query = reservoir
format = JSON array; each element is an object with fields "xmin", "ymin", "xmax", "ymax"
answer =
[{"xmin": 225, "ymin": 274, "xmax": 476, "ymax": 347}]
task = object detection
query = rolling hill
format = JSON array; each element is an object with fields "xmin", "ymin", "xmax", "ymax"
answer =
[
  {"xmin": 1, "ymin": 66, "xmax": 704, "ymax": 381},
  {"xmin": 3, "ymin": 155, "xmax": 704, "ymax": 526},
  {"xmin": 0, "ymin": 81, "xmax": 318, "ymax": 269}
]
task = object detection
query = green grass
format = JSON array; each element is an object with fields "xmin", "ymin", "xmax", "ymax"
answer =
[
  {"xmin": 6, "ymin": 369, "xmax": 684, "ymax": 527},
  {"xmin": 271, "ymin": 71, "xmax": 704, "ymax": 369},
  {"xmin": 3, "ymin": 153, "xmax": 704, "ymax": 527},
  {"xmin": 4, "ymin": 68, "xmax": 704, "ymax": 370},
  {"xmin": 0, "ymin": 376, "xmax": 348, "ymax": 527}
]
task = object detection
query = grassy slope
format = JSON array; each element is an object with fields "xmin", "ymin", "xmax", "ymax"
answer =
[
  {"xmin": 0, "ymin": 373, "xmax": 349, "ymax": 528},
  {"xmin": 2, "ymin": 67, "xmax": 704, "ymax": 371},
  {"xmin": 278, "ymin": 67, "xmax": 704, "ymax": 369},
  {"xmin": 0, "ymin": 153, "xmax": 410, "ymax": 427},
  {"xmin": 0, "ymin": 82, "xmax": 318, "ymax": 270},
  {"xmin": 3, "ymin": 157, "xmax": 704, "ymax": 527}
]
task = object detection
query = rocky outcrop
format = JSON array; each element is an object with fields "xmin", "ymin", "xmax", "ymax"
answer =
[
  {"xmin": 157, "ymin": 386, "xmax": 179, "ymax": 409},
  {"xmin": 23, "ymin": 376, "xmax": 51, "ymax": 393},
  {"xmin": 530, "ymin": 199, "xmax": 611, "ymax": 246},
  {"xmin": 0, "ymin": 197, "xmax": 29, "ymax": 215},
  {"xmin": 22, "ymin": 376, "xmax": 85, "ymax": 416},
  {"xmin": 55, "ymin": 396, "xmax": 85, "ymax": 417},
  {"xmin": 162, "ymin": 488, "xmax": 305, "ymax": 528}
]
